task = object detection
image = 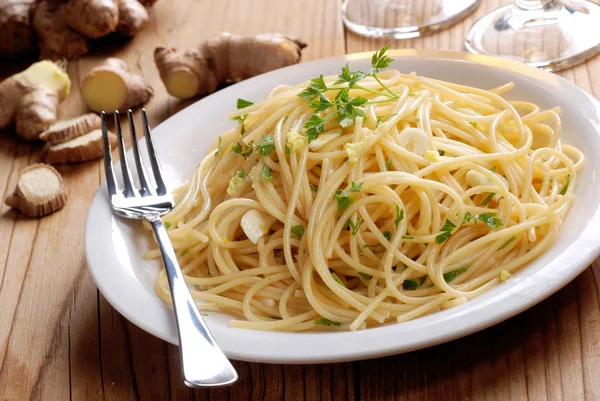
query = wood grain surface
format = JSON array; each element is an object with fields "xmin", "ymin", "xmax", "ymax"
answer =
[{"xmin": 1, "ymin": 0, "xmax": 600, "ymax": 400}]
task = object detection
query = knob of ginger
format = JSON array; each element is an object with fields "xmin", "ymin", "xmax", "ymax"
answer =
[{"xmin": 154, "ymin": 32, "xmax": 307, "ymax": 99}]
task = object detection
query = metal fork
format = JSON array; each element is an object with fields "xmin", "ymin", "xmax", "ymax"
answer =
[{"xmin": 101, "ymin": 109, "xmax": 238, "ymax": 388}]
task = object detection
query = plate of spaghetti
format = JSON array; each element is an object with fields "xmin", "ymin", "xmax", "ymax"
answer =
[{"xmin": 85, "ymin": 49, "xmax": 600, "ymax": 363}]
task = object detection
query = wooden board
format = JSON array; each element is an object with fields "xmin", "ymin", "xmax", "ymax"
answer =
[{"xmin": 1, "ymin": 0, "xmax": 599, "ymax": 399}]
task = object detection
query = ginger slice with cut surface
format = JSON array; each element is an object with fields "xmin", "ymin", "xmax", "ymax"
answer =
[
  {"xmin": 40, "ymin": 113, "xmax": 102, "ymax": 144},
  {"xmin": 45, "ymin": 129, "xmax": 117, "ymax": 164},
  {"xmin": 5, "ymin": 164, "xmax": 67, "ymax": 217}
]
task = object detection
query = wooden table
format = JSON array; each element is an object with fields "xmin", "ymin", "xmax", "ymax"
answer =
[{"xmin": 2, "ymin": 0, "xmax": 600, "ymax": 399}]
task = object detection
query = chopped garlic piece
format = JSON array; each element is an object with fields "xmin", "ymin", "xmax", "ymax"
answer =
[
  {"xmin": 500, "ymin": 270, "xmax": 512, "ymax": 281},
  {"xmin": 345, "ymin": 133, "xmax": 375, "ymax": 164},
  {"xmin": 397, "ymin": 127, "xmax": 429, "ymax": 156},
  {"xmin": 287, "ymin": 130, "xmax": 306, "ymax": 152},
  {"xmin": 240, "ymin": 209, "xmax": 277, "ymax": 244},
  {"xmin": 226, "ymin": 173, "xmax": 244, "ymax": 196},
  {"xmin": 423, "ymin": 150, "xmax": 438, "ymax": 162}
]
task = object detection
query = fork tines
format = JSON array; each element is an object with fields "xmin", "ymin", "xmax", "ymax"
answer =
[{"xmin": 101, "ymin": 109, "xmax": 167, "ymax": 199}]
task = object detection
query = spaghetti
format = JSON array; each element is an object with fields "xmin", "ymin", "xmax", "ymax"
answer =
[{"xmin": 146, "ymin": 49, "xmax": 582, "ymax": 332}]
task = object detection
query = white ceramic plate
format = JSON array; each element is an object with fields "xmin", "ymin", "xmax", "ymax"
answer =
[{"xmin": 85, "ymin": 50, "xmax": 600, "ymax": 364}]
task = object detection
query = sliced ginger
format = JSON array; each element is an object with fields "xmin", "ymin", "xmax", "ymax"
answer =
[
  {"xmin": 5, "ymin": 163, "xmax": 67, "ymax": 217},
  {"xmin": 40, "ymin": 113, "xmax": 102, "ymax": 144},
  {"xmin": 0, "ymin": 60, "xmax": 71, "ymax": 140},
  {"xmin": 82, "ymin": 58, "xmax": 153, "ymax": 112},
  {"xmin": 154, "ymin": 32, "xmax": 306, "ymax": 99},
  {"xmin": 45, "ymin": 129, "xmax": 117, "ymax": 164}
]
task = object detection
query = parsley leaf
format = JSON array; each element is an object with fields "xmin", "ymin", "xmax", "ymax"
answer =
[
  {"xmin": 386, "ymin": 159, "xmax": 392, "ymax": 171},
  {"xmin": 559, "ymin": 175, "xmax": 570, "ymax": 195},
  {"xmin": 469, "ymin": 122, "xmax": 477, "ymax": 127},
  {"xmin": 438, "ymin": 149, "xmax": 445, "ymax": 156},
  {"xmin": 480, "ymin": 192, "xmax": 495, "ymax": 207},
  {"xmin": 231, "ymin": 142, "xmax": 243, "ymax": 154},
  {"xmin": 256, "ymin": 134, "xmax": 275, "ymax": 156},
  {"xmin": 237, "ymin": 98, "xmax": 254, "ymax": 109},
  {"xmin": 334, "ymin": 63, "xmax": 366, "ymax": 87},
  {"xmin": 310, "ymin": 93, "xmax": 333, "ymax": 111},
  {"xmin": 347, "ymin": 217, "xmax": 363, "ymax": 236},
  {"xmin": 331, "ymin": 271, "xmax": 346, "ymax": 287},
  {"xmin": 383, "ymin": 231, "xmax": 392, "ymax": 241},
  {"xmin": 231, "ymin": 113, "xmax": 249, "ymax": 135},
  {"xmin": 298, "ymin": 75, "xmax": 328, "ymax": 103},
  {"xmin": 435, "ymin": 219, "xmax": 456, "ymax": 244},
  {"xmin": 408, "ymin": 92, "xmax": 416, "ymax": 97},
  {"xmin": 475, "ymin": 212, "xmax": 502, "ymax": 229},
  {"xmin": 164, "ymin": 221, "xmax": 172, "ymax": 229},
  {"xmin": 369, "ymin": 44, "xmax": 393, "ymax": 75},
  {"xmin": 402, "ymin": 279, "xmax": 421, "ymax": 290},
  {"xmin": 261, "ymin": 166, "xmax": 274, "ymax": 181},
  {"xmin": 181, "ymin": 247, "xmax": 191, "ymax": 257},
  {"xmin": 350, "ymin": 181, "xmax": 363, "ymax": 192},
  {"xmin": 291, "ymin": 225, "xmax": 304, "ymax": 240},
  {"xmin": 315, "ymin": 318, "xmax": 341, "ymax": 326},
  {"xmin": 310, "ymin": 184, "xmax": 319, "ymax": 192},
  {"xmin": 236, "ymin": 169, "xmax": 244, "ymax": 178},
  {"xmin": 443, "ymin": 266, "xmax": 468, "ymax": 283},
  {"xmin": 285, "ymin": 143, "xmax": 290, "ymax": 156},
  {"xmin": 359, "ymin": 272, "xmax": 372, "ymax": 280},
  {"xmin": 463, "ymin": 211, "xmax": 474, "ymax": 224},
  {"xmin": 402, "ymin": 235, "xmax": 414, "ymax": 239},
  {"xmin": 500, "ymin": 236, "xmax": 516, "ymax": 249},
  {"xmin": 333, "ymin": 190, "xmax": 354, "ymax": 212},
  {"xmin": 304, "ymin": 114, "xmax": 326, "ymax": 142},
  {"xmin": 491, "ymin": 166, "xmax": 497, "ymax": 174},
  {"xmin": 241, "ymin": 141, "xmax": 254, "ymax": 158},
  {"xmin": 394, "ymin": 204, "xmax": 404, "ymax": 229}
]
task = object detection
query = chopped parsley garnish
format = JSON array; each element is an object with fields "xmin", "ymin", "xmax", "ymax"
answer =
[
  {"xmin": 310, "ymin": 184, "xmax": 319, "ymax": 192},
  {"xmin": 333, "ymin": 190, "xmax": 354, "ymax": 212},
  {"xmin": 491, "ymin": 166, "xmax": 497, "ymax": 174},
  {"xmin": 164, "ymin": 221, "xmax": 172, "ymax": 229},
  {"xmin": 500, "ymin": 236, "xmax": 517, "ymax": 249},
  {"xmin": 350, "ymin": 181, "xmax": 363, "ymax": 192},
  {"xmin": 236, "ymin": 169, "xmax": 244, "ymax": 178},
  {"xmin": 394, "ymin": 204, "xmax": 404, "ymax": 229},
  {"xmin": 358, "ymin": 272, "xmax": 372, "ymax": 280},
  {"xmin": 480, "ymin": 192, "xmax": 495, "ymax": 207},
  {"xmin": 475, "ymin": 212, "xmax": 502, "ymax": 228},
  {"xmin": 385, "ymin": 159, "xmax": 392, "ymax": 171},
  {"xmin": 256, "ymin": 134, "xmax": 275, "ymax": 156},
  {"xmin": 463, "ymin": 211, "xmax": 474, "ymax": 223},
  {"xmin": 402, "ymin": 235, "xmax": 414, "ymax": 239},
  {"xmin": 443, "ymin": 266, "xmax": 468, "ymax": 283},
  {"xmin": 383, "ymin": 231, "xmax": 392, "ymax": 241},
  {"xmin": 331, "ymin": 271, "xmax": 346, "ymax": 287},
  {"xmin": 237, "ymin": 98, "xmax": 254, "ymax": 109},
  {"xmin": 285, "ymin": 143, "xmax": 291, "ymax": 156},
  {"xmin": 435, "ymin": 219, "xmax": 456, "ymax": 244},
  {"xmin": 438, "ymin": 150, "xmax": 445, "ymax": 156},
  {"xmin": 402, "ymin": 279, "xmax": 420, "ymax": 290},
  {"xmin": 346, "ymin": 217, "xmax": 363, "ymax": 236},
  {"xmin": 315, "ymin": 318, "xmax": 341, "ymax": 326},
  {"xmin": 216, "ymin": 136, "xmax": 223, "ymax": 155},
  {"xmin": 261, "ymin": 166, "xmax": 274, "ymax": 181},
  {"xmin": 231, "ymin": 142, "xmax": 243, "ymax": 154},
  {"xmin": 181, "ymin": 247, "xmax": 191, "ymax": 256},
  {"xmin": 469, "ymin": 122, "xmax": 477, "ymax": 127},
  {"xmin": 298, "ymin": 46, "xmax": 398, "ymax": 142},
  {"xmin": 232, "ymin": 141, "xmax": 253, "ymax": 159},
  {"xmin": 559, "ymin": 175, "xmax": 570, "ymax": 195},
  {"xmin": 408, "ymin": 92, "xmax": 416, "ymax": 97},
  {"xmin": 291, "ymin": 224, "xmax": 304, "ymax": 240},
  {"xmin": 231, "ymin": 113, "xmax": 249, "ymax": 135}
]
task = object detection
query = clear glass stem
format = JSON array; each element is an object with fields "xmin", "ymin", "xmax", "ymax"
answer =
[{"xmin": 514, "ymin": 0, "xmax": 554, "ymax": 10}]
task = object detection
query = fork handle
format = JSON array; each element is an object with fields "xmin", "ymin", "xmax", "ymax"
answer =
[{"xmin": 148, "ymin": 216, "xmax": 238, "ymax": 388}]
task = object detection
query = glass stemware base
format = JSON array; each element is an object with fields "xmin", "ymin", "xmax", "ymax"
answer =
[
  {"xmin": 342, "ymin": 0, "xmax": 481, "ymax": 39},
  {"xmin": 465, "ymin": 0, "xmax": 600, "ymax": 72}
]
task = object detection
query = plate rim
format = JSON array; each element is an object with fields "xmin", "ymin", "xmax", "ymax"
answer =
[{"xmin": 85, "ymin": 49, "xmax": 600, "ymax": 364}]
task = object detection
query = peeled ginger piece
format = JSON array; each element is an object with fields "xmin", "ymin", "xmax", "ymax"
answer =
[
  {"xmin": 45, "ymin": 129, "xmax": 117, "ymax": 164},
  {"xmin": 5, "ymin": 164, "xmax": 67, "ymax": 217}
]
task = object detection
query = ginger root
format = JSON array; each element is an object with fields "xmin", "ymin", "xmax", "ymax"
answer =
[
  {"xmin": 82, "ymin": 58, "xmax": 153, "ymax": 112},
  {"xmin": 117, "ymin": 0, "xmax": 148, "ymax": 37},
  {"xmin": 0, "ymin": 0, "xmax": 37, "ymax": 58},
  {"xmin": 45, "ymin": 128, "xmax": 117, "ymax": 164},
  {"xmin": 40, "ymin": 113, "xmax": 101, "ymax": 144},
  {"xmin": 154, "ymin": 32, "xmax": 307, "ymax": 99},
  {"xmin": 5, "ymin": 163, "xmax": 67, "ymax": 217},
  {"xmin": 33, "ymin": 1, "xmax": 88, "ymax": 60},
  {"xmin": 57, "ymin": 0, "xmax": 119, "ymax": 39},
  {"xmin": 0, "ymin": 60, "xmax": 71, "ymax": 140}
]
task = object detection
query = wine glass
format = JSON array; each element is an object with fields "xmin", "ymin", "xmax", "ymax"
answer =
[
  {"xmin": 466, "ymin": 0, "xmax": 600, "ymax": 72},
  {"xmin": 342, "ymin": 0, "xmax": 481, "ymax": 39}
]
